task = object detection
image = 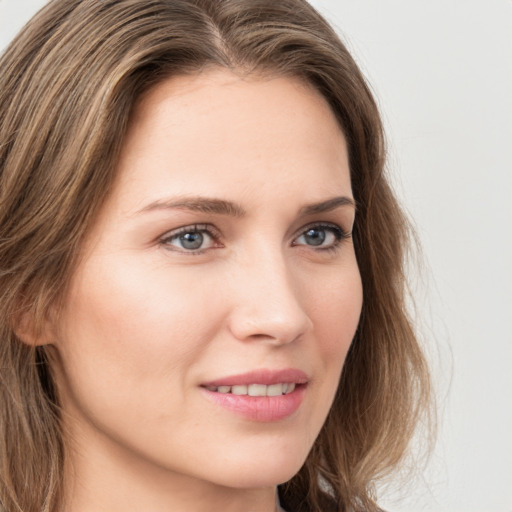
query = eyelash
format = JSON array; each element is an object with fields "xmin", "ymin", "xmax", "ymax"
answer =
[
  {"xmin": 159, "ymin": 222, "xmax": 351, "ymax": 255},
  {"xmin": 292, "ymin": 222, "xmax": 351, "ymax": 253},
  {"xmin": 159, "ymin": 224, "xmax": 221, "ymax": 254}
]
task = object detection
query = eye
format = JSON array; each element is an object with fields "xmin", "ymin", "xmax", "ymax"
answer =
[
  {"xmin": 160, "ymin": 224, "xmax": 220, "ymax": 253},
  {"xmin": 293, "ymin": 223, "xmax": 349, "ymax": 250}
]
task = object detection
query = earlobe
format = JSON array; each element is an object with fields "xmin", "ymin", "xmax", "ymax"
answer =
[{"xmin": 12, "ymin": 306, "xmax": 55, "ymax": 347}]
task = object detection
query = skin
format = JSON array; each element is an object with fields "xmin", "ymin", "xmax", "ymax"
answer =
[{"xmin": 48, "ymin": 69, "xmax": 363, "ymax": 512}]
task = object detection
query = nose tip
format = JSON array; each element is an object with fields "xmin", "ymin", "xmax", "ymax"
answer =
[
  {"xmin": 226, "ymin": 260, "xmax": 312, "ymax": 345},
  {"xmin": 228, "ymin": 306, "xmax": 311, "ymax": 345}
]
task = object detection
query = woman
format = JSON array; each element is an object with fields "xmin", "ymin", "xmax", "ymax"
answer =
[{"xmin": 0, "ymin": 1, "xmax": 432, "ymax": 511}]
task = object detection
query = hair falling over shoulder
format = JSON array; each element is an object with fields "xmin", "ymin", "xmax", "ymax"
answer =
[{"xmin": 0, "ymin": 1, "xmax": 434, "ymax": 511}]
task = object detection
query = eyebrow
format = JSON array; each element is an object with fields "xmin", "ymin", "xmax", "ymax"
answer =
[
  {"xmin": 299, "ymin": 196, "xmax": 356, "ymax": 215},
  {"xmin": 135, "ymin": 195, "xmax": 355, "ymax": 217},
  {"xmin": 136, "ymin": 196, "xmax": 246, "ymax": 217}
]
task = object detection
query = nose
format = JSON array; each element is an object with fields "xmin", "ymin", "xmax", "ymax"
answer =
[{"xmin": 226, "ymin": 248, "xmax": 312, "ymax": 345}]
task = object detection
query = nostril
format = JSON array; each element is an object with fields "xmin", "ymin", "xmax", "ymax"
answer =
[
  {"xmin": 225, "ymin": 272, "xmax": 312, "ymax": 344},
  {"xmin": 231, "ymin": 321, "xmax": 307, "ymax": 346}
]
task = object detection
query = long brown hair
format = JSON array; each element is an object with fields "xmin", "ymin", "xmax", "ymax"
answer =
[{"xmin": 0, "ymin": 1, "xmax": 432, "ymax": 511}]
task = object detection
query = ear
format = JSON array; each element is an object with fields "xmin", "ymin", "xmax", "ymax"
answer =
[{"xmin": 12, "ymin": 304, "xmax": 56, "ymax": 347}]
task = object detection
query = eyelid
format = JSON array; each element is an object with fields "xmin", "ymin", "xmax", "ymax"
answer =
[
  {"xmin": 291, "ymin": 221, "xmax": 351, "ymax": 250},
  {"xmin": 293, "ymin": 221, "xmax": 351, "ymax": 240},
  {"xmin": 159, "ymin": 223, "xmax": 223, "ymax": 253},
  {"xmin": 157, "ymin": 220, "xmax": 351, "ymax": 255}
]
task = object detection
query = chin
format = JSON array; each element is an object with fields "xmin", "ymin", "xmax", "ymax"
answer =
[
  {"xmin": 207, "ymin": 445, "xmax": 310, "ymax": 489},
  {"xmin": 217, "ymin": 467, "xmax": 299, "ymax": 490}
]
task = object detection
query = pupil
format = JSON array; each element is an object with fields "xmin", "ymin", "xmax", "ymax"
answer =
[
  {"xmin": 305, "ymin": 228, "xmax": 325, "ymax": 246},
  {"xmin": 180, "ymin": 232, "xmax": 203, "ymax": 250}
]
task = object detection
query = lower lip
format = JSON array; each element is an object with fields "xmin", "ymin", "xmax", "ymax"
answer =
[{"xmin": 200, "ymin": 385, "xmax": 306, "ymax": 422}]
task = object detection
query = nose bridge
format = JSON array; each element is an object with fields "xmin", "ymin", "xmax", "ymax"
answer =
[{"xmin": 227, "ymin": 242, "xmax": 311, "ymax": 344}]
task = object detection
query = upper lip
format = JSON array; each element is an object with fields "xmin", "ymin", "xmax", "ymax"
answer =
[{"xmin": 201, "ymin": 368, "xmax": 309, "ymax": 387}]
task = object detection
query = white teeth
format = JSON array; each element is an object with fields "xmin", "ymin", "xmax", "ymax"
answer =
[
  {"xmin": 206, "ymin": 383, "xmax": 297, "ymax": 396},
  {"xmin": 267, "ymin": 383, "xmax": 284, "ymax": 396},
  {"xmin": 248, "ymin": 384, "xmax": 267, "ymax": 396},
  {"xmin": 231, "ymin": 385, "xmax": 248, "ymax": 395}
]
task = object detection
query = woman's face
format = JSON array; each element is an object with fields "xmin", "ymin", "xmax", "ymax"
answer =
[{"xmin": 52, "ymin": 69, "xmax": 362, "ymax": 491}]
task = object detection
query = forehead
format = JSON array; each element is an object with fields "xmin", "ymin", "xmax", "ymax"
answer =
[{"xmin": 111, "ymin": 68, "xmax": 351, "ymax": 214}]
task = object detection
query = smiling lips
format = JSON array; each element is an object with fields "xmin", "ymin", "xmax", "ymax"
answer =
[
  {"xmin": 201, "ymin": 369, "xmax": 308, "ymax": 422},
  {"xmin": 205, "ymin": 382, "xmax": 296, "ymax": 396}
]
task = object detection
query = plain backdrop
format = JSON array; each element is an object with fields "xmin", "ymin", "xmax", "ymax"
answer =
[{"xmin": 1, "ymin": 1, "xmax": 511, "ymax": 511}]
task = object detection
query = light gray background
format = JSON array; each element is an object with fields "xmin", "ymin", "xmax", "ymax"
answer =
[{"xmin": 1, "ymin": 1, "xmax": 511, "ymax": 511}]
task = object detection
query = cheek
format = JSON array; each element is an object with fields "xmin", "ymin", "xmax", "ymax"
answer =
[
  {"xmin": 61, "ymin": 256, "xmax": 213, "ymax": 355},
  {"xmin": 54, "ymin": 254, "xmax": 225, "ymax": 417},
  {"xmin": 301, "ymin": 262, "xmax": 362, "ymax": 423},
  {"xmin": 309, "ymin": 265, "xmax": 363, "ymax": 363},
  {"xmin": 52, "ymin": 255, "xmax": 230, "ymax": 460}
]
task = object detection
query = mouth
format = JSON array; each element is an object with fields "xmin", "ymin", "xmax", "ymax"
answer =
[
  {"xmin": 200, "ymin": 369, "xmax": 308, "ymax": 422},
  {"xmin": 201, "ymin": 368, "xmax": 308, "ymax": 388},
  {"xmin": 203, "ymin": 382, "xmax": 298, "ymax": 396}
]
